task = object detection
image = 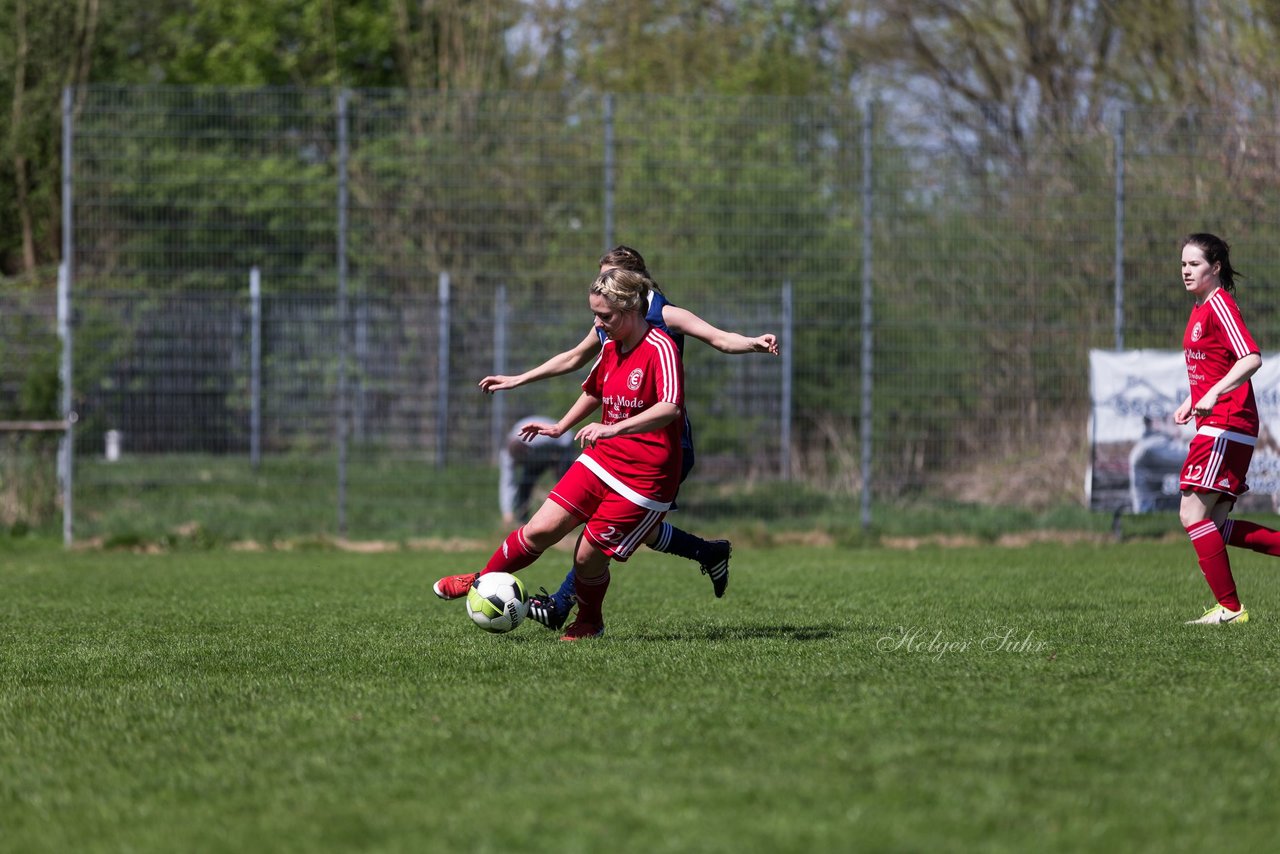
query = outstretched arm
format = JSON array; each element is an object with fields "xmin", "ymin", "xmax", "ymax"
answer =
[
  {"xmin": 479, "ymin": 329, "xmax": 603, "ymax": 393},
  {"xmin": 519, "ymin": 392, "xmax": 602, "ymax": 441},
  {"xmin": 661, "ymin": 304, "xmax": 778, "ymax": 355}
]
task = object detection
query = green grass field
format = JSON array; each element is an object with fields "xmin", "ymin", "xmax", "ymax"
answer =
[{"xmin": 4, "ymin": 537, "xmax": 1280, "ymax": 852}]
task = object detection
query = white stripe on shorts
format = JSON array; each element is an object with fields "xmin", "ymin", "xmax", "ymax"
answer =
[{"xmin": 1197, "ymin": 425, "xmax": 1257, "ymax": 446}]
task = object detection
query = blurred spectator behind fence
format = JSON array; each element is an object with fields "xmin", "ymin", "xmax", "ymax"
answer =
[
  {"xmin": 500, "ymin": 415, "xmax": 576, "ymax": 526},
  {"xmin": 1128, "ymin": 414, "xmax": 1189, "ymax": 513}
]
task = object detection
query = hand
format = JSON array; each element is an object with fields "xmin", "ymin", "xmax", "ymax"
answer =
[
  {"xmin": 479, "ymin": 375, "xmax": 520, "ymax": 393},
  {"xmin": 752, "ymin": 334, "xmax": 779, "ymax": 355},
  {"xmin": 1173, "ymin": 399, "xmax": 1193, "ymax": 425},
  {"xmin": 1194, "ymin": 393, "xmax": 1218, "ymax": 418},
  {"xmin": 519, "ymin": 422, "xmax": 560, "ymax": 441},
  {"xmin": 574, "ymin": 422, "xmax": 615, "ymax": 448}
]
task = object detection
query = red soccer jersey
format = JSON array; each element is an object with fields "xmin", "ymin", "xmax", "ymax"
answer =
[
  {"xmin": 580, "ymin": 326, "xmax": 685, "ymax": 505},
  {"xmin": 1184, "ymin": 288, "xmax": 1260, "ymax": 435}
]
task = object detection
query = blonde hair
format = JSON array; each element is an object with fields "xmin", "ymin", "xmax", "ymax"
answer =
[{"xmin": 590, "ymin": 267, "xmax": 651, "ymax": 314}]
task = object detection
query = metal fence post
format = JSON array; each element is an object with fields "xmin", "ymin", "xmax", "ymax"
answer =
[
  {"xmin": 336, "ymin": 89, "xmax": 351, "ymax": 536},
  {"xmin": 491, "ymin": 283, "xmax": 508, "ymax": 461},
  {"xmin": 603, "ymin": 93, "xmax": 615, "ymax": 250},
  {"xmin": 354, "ymin": 291, "xmax": 368, "ymax": 442},
  {"xmin": 1114, "ymin": 108, "xmax": 1126, "ymax": 351},
  {"xmin": 60, "ymin": 89, "xmax": 75, "ymax": 548},
  {"xmin": 781, "ymin": 279, "xmax": 793, "ymax": 480},
  {"xmin": 860, "ymin": 99, "xmax": 875, "ymax": 531},
  {"xmin": 437, "ymin": 271, "xmax": 451, "ymax": 469},
  {"xmin": 58, "ymin": 263, "xmax": 74, "ymax": 547},
  {"xmin": 249, "ymin": 266, "xmax": 262, "ymax": 470}
]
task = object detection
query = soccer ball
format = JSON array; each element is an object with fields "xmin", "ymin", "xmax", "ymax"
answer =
[{"xmin": 465, "ymin": 572, "xmax": 529, "ymax": 633}]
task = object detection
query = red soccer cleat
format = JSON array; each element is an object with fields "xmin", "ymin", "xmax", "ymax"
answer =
[
  {"xmin": 433, "ymin": 572, "xmax": 479, "ymax": 600},
  {"xmin": 559, "ymin": 620, "xmax": 605, "ymax": 641}
]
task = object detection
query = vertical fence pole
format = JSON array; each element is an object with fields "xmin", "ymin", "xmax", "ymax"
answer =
[
  {"xmin": 1114, "ymin": 108, "xmax": 1126, "ymax": 351},
  {"xmin": 437, "ymin": 271, "xmax": 451, "ymax": 469},
  {"xmin": 354, "ymin": 291, "xmax": 367, "ymax": 442},
  {"xmin": 336, "ymin": 89, "xmax": 351, "ymax": 536},
  {"xmin": 859, "ymin": 100, "xmax": 875, "ymax": 531},
  {"xmin": 60, "ymin": 88, "xmax": 75, "ymax": 548},
  {"xmin": 603, "ymin": 94, "xmax": 615, "ymax": 250},
  {"xmin": 780, "ymin": 279, "xmax": 793, "ymax": 480},
  {"xmin": 492, "ymin": 283, "xmax": 508, "ymax": 460},
  {"xmin": 249, "ymin": 266, "xmax": 262, "ymax": 470},
  {"xmin": 58, "ymin": 263, "xmax": 73, "ymax": 547}
]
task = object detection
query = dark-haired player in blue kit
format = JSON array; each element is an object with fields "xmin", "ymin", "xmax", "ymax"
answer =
[{"xmin": 478, "ymin": 245, "xmax": 778, "ymax": 629}]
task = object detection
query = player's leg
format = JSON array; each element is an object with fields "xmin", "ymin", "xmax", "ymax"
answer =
[
  {"xmin": 525, "ymin": 462, "xmax": 609, "ymax": 628},
  {"xmin": 1221, "ymin": 515, "xmax": 1280, "ymax": 556},
  {"xmin": 559, "ymin": 495, "xmax": 664, "ymax": 641},
  {"xmin": 1209, "ymin": 436, "xmax": 1280, "ymax": 554},
  {"xmin": 532, "ymin": 450, "xmax": 583, "ymax": 621},
  {"xmin": 1181, "ymin": 433, "xmax": 1249, "ymax": 624},
  {"xmin": 560, "ymin": 538, "xmax": 611, "ymax": 641},
  {"xmin": 639, "ymin": 446, "xmax": 732, "ymax": 597},
  {"xmin": 528, "ymin": 536, "xmax": 583, "ymax": 631},
  {"xmin": 433, "ymin": 499, "xmax": 580, "ymax": 600},
  {"xmin": 643, "ymin": 521, "xmax": 731, "ymax": 598}
]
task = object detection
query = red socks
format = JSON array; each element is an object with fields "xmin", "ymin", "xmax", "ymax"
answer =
[
  {"xmin": 573, "ymin": 569, "xmax": 611, "ymax": 625},
  {"xmin": 1186, "ymin": 520, "xmax": 1241, "ymax": 611},
  {"xmin": 481, "ymin": 527, "xmax": 543, "ymax": 576},
  {"xmin": 1223, "ymin": 519, "xmax": 1280, "ymax": 556}
]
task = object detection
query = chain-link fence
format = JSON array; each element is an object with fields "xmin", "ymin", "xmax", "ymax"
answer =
[{"xmin": 11, "ymin": 87, "xmax": 1280, "ymax": 543}]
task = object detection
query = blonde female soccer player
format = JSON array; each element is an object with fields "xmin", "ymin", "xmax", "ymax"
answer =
[
  {"xmin": 478, "ymin": 245, "xmax": 777, "ymax": 628},
  {"xmin": 436, "ymin": 268, "xmax": 686, "ymax": 640}
]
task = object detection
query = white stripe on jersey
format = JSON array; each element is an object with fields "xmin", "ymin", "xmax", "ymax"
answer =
[
  {"xmin": 1208, "ymin": 291, "xmax": 1254, "ymax": 358},
  {"xmin": 644, "ymin": 328, "xmax": 681, "ymax": 404},
  {"xmin": 577, "ymin": 454, "xmax": 673, "ymax": 511}
]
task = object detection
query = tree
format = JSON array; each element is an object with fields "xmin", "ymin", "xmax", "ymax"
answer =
[
  {"xmin": 1, "ymin": 0, "xmax": 99, "ymax": 275},
  {"xmin": 510, "ymin": 0, "xmax": 857, "ymax": 96}
]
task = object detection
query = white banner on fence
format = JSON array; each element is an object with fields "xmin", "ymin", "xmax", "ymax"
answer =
[{"xmin": 1088, "ymin": 349, "xmax": 1280, "ymax": 512}]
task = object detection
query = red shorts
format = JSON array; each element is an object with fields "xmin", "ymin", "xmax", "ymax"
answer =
[
  {"xmin": 1180, "ymin": 427, "xmax": 1255, "ymax": 498},
  {"xmin": 548, "ymin": 462, "xmax": 667, "ymax": 560}
]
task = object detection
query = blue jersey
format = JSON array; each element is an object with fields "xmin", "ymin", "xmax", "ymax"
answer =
[{"xmin": 594, "ymin": 290, "xmax": 696, "ymax": 479}]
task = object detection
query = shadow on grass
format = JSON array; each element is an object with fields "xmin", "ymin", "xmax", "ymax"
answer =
[{"xmin": 625, "ymin": 623, "xmax": 842, "ymax": 642}]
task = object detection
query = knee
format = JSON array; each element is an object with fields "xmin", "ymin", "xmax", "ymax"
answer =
[
  {"xmin": 521, "ymin": 520, "xmax": 558, "ymax": 548},
  {"xmin": 1179, "ymin": 496, "xmax": 1209, "ymax": 528}
]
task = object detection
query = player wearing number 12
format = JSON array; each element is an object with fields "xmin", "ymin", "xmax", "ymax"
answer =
[
  {"xmin": 433, "ymin": 268, "xmax": 685, "ymax": 640},
  {"xmin": 1176, "ymin": 235, "xmax": 1280, "ymax": 619},
  {"xmin": 1175, "ymin": 233, "xmax": 1267, "ymax": 624}
]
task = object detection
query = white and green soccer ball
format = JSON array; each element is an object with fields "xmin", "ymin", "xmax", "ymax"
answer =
[{"xmin": 465, "ymin": 572, "xmax": 529, "ymax": 633}]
